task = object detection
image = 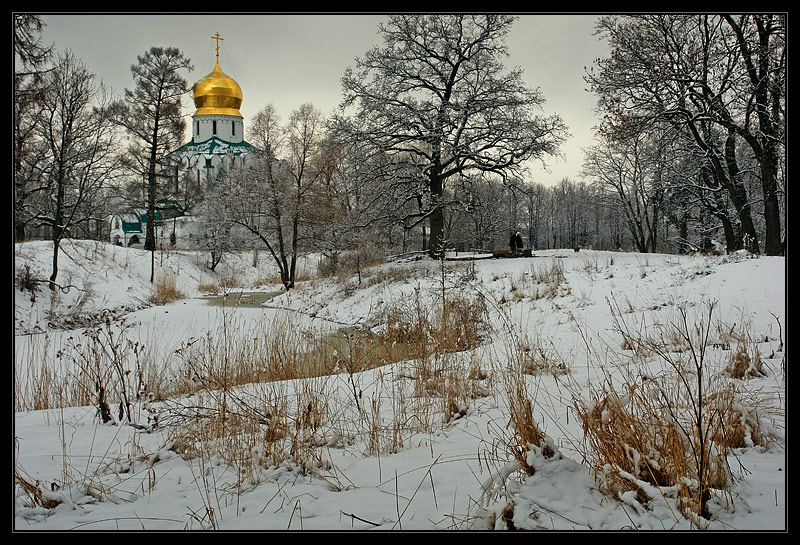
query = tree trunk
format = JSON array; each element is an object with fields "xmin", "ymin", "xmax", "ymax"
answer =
[
  {"xmin": 753, "ymin": 16, "xmax": 783, "ymax": 256},
  {"xmin": 49, "ymin": 167, "xmax": 66, "ymax": 292},
  {"xmin": 49, "ymin": 242, "xmax": 60, "ymax": 292},
  {"xmin": 145, "ymin": 111, "xmax": 161, "ymax": 283},
  {"xmin": 429, "ymin": 208, "xmax": 444, "ymax": 258},
  {"xmin": 648, "ymin": 205, "xmax": 659, "ymax": 253},
  {"xmin": 723, "ymin": 133, "xmax": 760, "ymax": 253},
  {"xmin": 760, "ymin": 143, "xmax": 783, "ymax": 255},
  {"xmin": 428, "ymin": 175, "xmax": 445, "ymax": 258},
  {"xmin": 699, "ymin": 166, "xmax": 738, "ymax": 251},
  {"xmin": 15, "ymin": 222, "xmax": 26, "ymax": 243}
]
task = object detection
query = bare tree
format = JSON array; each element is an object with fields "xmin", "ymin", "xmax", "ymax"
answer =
[
  {"xmin": 587, "ymin": 15, "xmax": 784, "ymax": 254},
  {"xmin": 114, "ymin": 47, "xmax": 192, "ymax": 281},
  {"xmin": 215, "ymin": 103, "xmax": 326, "ymax": 290},
  {"xmin": 332, "ymin": 15, "xmax": 567, "ymax": 258},
  {"xmin": 194, "ymin": 208, "xmax": 233, "ymax": 272},
  {"xmin": 720, "ymin": 15, "xmax": 785, "ymax": 255},
  {"xmin": 28, "ymin": 50, "xmax": 120, "ymax": 291},
  {"xmin": 582, "ymin": 131, "xmax": 664, "ymax": 253},
  {"xmin": 14, "ymin": 14, "xmax": 53, "ymax": 242},
  {"xmin": 304, "ymin": 137, "xmax": 365, "ymax": 273},
  {"xmin": 521, "ymin": 181, "xmax": 548, "ymax": 250}
]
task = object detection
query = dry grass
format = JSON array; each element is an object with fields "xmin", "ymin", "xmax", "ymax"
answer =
[
  {"xmin": 317, "ymin": 248, "xmax": 388, "ymax": 281},
  {"xmin": 15, "ymin": 336, "xmax": 67, "ymax": 412},
  {"xmin": 383, "ymin": 289, "xmax": 488, "ymax": 358},
  {"xmin": 14, "ymin": 282, "xmax": 489, "ymax": 416},
  {"xmin": 575, "ymin": 380, "xmax": 719, "ymax": 511},
  {"xmin": 726, "ymin": 342, "xmax": 767, "ymax": 379},
  {"xmin": 16, "ymin": 263, "xmax": 41, "ymax": 298},
  {"xmin": 15, "ymin": 254, "xmax": 782, "ymax": 527},
  {"xmin": 719, "ymin": 319, "xmax": 768, "ymax": 380},
  {"xmin": 252, "ymin": 273, "xmax": 281, "ymax": 287},
  {"xmin": 153, "ymin": 283, "xmax": 494, "ymax": 486},
  {"xmin": 15, "ymin": 314, "xmax": 184, "ymax": 414},
  {"xmin": 571, "ymin": 370, "xmax": 761, "ymax": 520},
  {"xmin": 15, "ymin": 467, "xmax": 63, "ymax": 509},
  {"xmin": 529, "ymin": 259, "xmax": 566, "ymax": 285},
  {"xmin": 506, "ymin": 380, "xmax": 555, "ymax": 476},
  {"xmin": 496, "ymin": 333, "xmax": 561, "ymax": 481},
  {"xmin": 15, "ymin": 313, "xmax": 158, "ymax": 414},
  {"xmin": 574, "ymin": 301, "xmax": 776, "ymax": 521},
  {"xmin": 197, "ymin": 281, "xmax": 220, "ymax": 294},
  {"xmin": 218, "ymin": 272, "xmax": 240, "ymax": 290},
  {"xmin": 706, "ymin": 384, "xmax": 769, "ymax": 449},
  {"xmin": 163, "ymin": 377, "xmax": 339, "ymax": 486},
  {"xmin": 502, "ymin": 260, "xmax": 572, "ymax": 301},
  {"xmin": 516, "ymin": 333, "xmax": 569, "ymax": 377},
  {"xmin": 170, "ymin": 315, "xmax": 336, "ymax": 395},
  {"xmin": 151, "ymin": 273, "xmax": 185, "ymax": 305}
]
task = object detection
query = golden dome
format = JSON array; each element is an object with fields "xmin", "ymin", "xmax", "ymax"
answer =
[{"xmin": 192, "ymin": 58, "xmax": 243, "ymax": 117}]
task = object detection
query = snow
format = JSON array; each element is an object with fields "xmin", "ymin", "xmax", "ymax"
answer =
[{"xmin": 14, "ymin": 240, "xmax": 786, "ymax": 531}]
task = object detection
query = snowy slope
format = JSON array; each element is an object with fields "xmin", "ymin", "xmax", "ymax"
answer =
[{"xmin": 14, "ymin": 242, "xmax": 786, "ymax": 531}]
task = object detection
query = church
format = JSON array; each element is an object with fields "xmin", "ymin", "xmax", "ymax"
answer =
[
  {"xmin": 110, "ymin": 33, "xmax": 254, "ymax": 248},
  {"xmin": 170, "ymin": 32, "xmax": 255, "ymax": 182}
]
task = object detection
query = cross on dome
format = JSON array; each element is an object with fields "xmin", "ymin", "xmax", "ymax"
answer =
[{"xmin": 212, "ymin": 32, "xmax": 223, "ymax": 58}]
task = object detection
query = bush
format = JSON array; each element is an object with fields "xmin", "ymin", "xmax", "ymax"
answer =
[{"xmin": 16, "ymin": 264, "xmax": 41, "ymax": 300}]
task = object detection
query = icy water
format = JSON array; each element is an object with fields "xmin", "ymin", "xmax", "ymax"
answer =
[{"xmin": 200, "ymin": 290, "xmax": 283, "ymax": 307}]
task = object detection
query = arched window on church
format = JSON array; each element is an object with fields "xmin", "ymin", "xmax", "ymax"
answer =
[
  {"xmin": 213, "ymin": 120, "xmax": 217, "ymax": 135},
  {"xmin": 232, "ymin": 120, "xmax": 235, "ymax": 137}
]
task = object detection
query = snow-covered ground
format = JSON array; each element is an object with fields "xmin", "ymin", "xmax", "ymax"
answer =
[{"xmin": 14, "ymin": 240, "xmax": 786, "ymax": 531}]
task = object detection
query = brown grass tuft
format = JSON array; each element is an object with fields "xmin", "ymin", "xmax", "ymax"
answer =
[
  {"xmin": 151, "ymin": 273, "xmax": 185, "ymax": 305},
  {"xmin": 197, "ymin": 281, "xmax": 220, "ymax": 294},
  {"xmin": 725, "ymin": 342, "xmax": 767, "ymax": 379}
]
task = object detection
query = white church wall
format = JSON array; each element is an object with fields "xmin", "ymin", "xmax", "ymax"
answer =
[{"xmin": 193, "ymin": 114, "xmax": 243, "ymax": 144}]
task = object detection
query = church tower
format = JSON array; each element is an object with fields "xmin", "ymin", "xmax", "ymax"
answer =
[
  {"xmin": 191, "ymin": 32, "xmax": 244, "ymax": 144},
  {"xmin": 171, "ymin": 33, "xmax": 254, "ymax": 181}
]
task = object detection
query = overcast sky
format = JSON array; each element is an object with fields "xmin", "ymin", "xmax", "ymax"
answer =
[{"xmin": 39, "ymin": 13, "xmax": 609, "ymax": 186}]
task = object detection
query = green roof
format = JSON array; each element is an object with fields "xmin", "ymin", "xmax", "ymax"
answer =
[
  {"xmin": 129, "ymin": 201, "xmax": 184, "ymax": 224},
  {"xmin": 170, "ymin": 136, "xmax": 256, "ymax": 159},
  {"xmin": 118, "ymin": 214, "xmax": 142, "ymax": 233}
]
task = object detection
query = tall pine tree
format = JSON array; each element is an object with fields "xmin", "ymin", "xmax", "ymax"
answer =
[{"xmin": 115, "ymin": 47, "xmax": 192, "ymax": 281}]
